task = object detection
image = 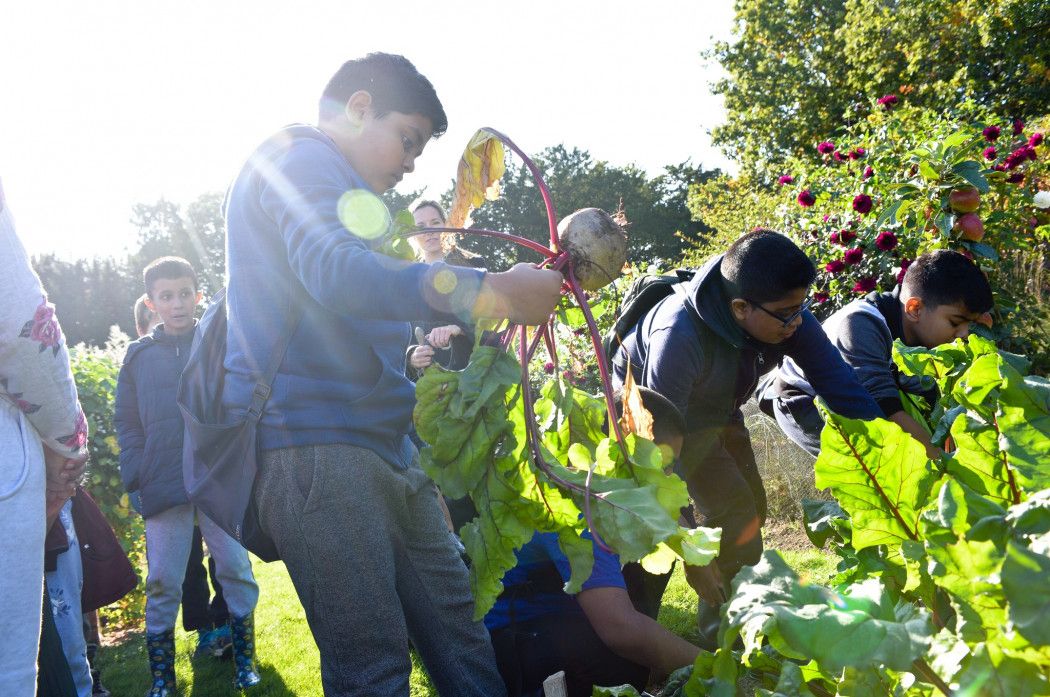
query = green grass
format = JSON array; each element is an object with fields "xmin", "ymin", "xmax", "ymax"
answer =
[
  {"xmin": 97, "ymin": 548, "xmax": 837, "ymax": 696},
  {"xmin": 96, "ymin": 558, "xmax": 436, "ymax": 696}
]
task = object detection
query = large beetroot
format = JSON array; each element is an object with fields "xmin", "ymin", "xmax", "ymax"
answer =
[{"xmin": 557, "ymin": 207, "xmax": 629, "ymax": 291}]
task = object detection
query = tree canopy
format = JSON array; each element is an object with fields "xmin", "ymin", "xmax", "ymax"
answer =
[
  {"xmin": 709, "ymin": 0, "xmax": 1050, "ymax": 171},
  {"xmin": 457, "ymin": 145, "xmax": 720, "ymax": 268}
]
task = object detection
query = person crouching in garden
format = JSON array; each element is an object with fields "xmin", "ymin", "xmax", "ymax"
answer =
[{"xmin": 115, "ymin": 257, "xmax": 260, "ymax": 695}]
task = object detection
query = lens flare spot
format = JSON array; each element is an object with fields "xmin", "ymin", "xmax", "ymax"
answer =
[
  {"xmin": 337, "ymin": 190, "xmax": 390, "ymax": 240},
  {"xmin": 433, "ymin": 268, "xmax": 458, "ymax": 295}
]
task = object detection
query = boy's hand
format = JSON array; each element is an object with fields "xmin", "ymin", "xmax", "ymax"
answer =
[
  {"xmin": 474, "ymin": 264, "xmax": 562, "ymax": 325},
  {"xmin": 409, "ymin": 345, "xmax": 435, "ymax": 370},
  {"xmin": 426, "ymin": 325, "xmax": 462, "ymax": 349}
]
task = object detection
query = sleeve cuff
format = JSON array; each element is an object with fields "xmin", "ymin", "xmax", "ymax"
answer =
[{"xmin": 877, "ymin": 396, "xmax": 904, "ymax": 417}]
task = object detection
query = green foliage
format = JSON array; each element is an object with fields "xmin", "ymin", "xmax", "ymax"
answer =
[
  {"xmin": 681, "ymin": 334, "xmax": 1050, "ymax": 694},
  {"xmin": 126, "ymin": 194, "xmax": 227, "ymax": 298},
  {"xmin": 688, "ymin": 99, "xmax": 1050, "ymax": 370},
  {"xmin": 413, "ymin": 344, "xmax": 720, "ymax": 620},
  {"xmin": 708, "ymin": 0, "xmax": 1050, "ymax": 170},
  {"xmin": 36, "ymin": 192, "xmax": 227, "ymax": 348},
  {"xmin": 70, "ymin": 332, "xmax": 145, "ymax": 629}
]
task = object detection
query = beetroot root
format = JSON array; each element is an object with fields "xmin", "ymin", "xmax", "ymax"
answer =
[{"xmin": 557, "ymin": 207, "xmax": 628, "ymax": 291}]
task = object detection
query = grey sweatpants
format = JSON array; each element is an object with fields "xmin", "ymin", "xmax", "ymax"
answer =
[
  {"xmin": 256, "ymin": 443, "xmax": 506, "ymax": 697},
  {"xmin": 144, "ymin": 504, "xmax": 259, "ymax": 634}
]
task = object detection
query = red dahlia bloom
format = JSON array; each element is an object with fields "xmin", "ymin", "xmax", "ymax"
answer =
[
  {"xmin": 825, "ymin": 259, "xmax": 846, "ymax": 274},
  {"xmin": 983, "ymin": 146, "xmax": 997, "ymax": 160},
  {"xmin": 983, "ymin": 125, "xmax": 1001, "ymax": 142},
  {"xmin": 853, "ymin": 277, "xmax": 877, "ymax": 293},
  {"xmin": 1030, "ymin": 133, "xmax": 1044, "ymax": 147},
  {"xmin": 543, "ymin": 361, "xmax": 555, "ymax": 374},
  {"xmin": 797, "ymin": 190, "xmax": 816, "ymax": 207},
  {"xmin": 863, "ymin": 166, "xmax": 874, "ymax": 179},
  {"xmin": 849, "ymin": 148, "xmax": 866, "ymax": 160},
  {"xmin": 833, "ymin": 150, "xmax": 846, "ymax": 162},
  {"xmin": 876, "ymin": 94, "xmax": 898, "ymax": 109},
  {"xmin": 829, "ymin": 231, "xmax": 841, "ymax": 245},
  {"xmin": 844, "ymin": 247, "xmax": 864, "ymax": 265},
  {"xmin": 896, "ymin": 258, "xmax": 913, "ymax": 284},
  {"xmin": 778, "ymin": 174, "xmax": 794, "ymax": 185},
  {"xmin": 1013, "ymin": 119, "xmax": 1025, "ymax": 135},
  {"xmin": 817, "ymin": 141, "xmax": 835, "ymax": 155},
  {"xmin": 814, "ymin": 292, "xmax": 830, "ymax": 304},
  {"xmin": 1007, "ymin": 172, "xmax": 1024, "ymax": 184},
  {"xmin": 852, "ymin": 194, "xmax": 873, "ymax": 214},
  {"xmin": 875, "ymin": 231, "xmax": 898, "ymax": 251},
  {"xmin": 840, "ymin": 229, "xmax": 857, "ymax": 244}
]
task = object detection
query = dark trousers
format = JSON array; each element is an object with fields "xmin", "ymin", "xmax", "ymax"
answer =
[
  {"xmin": 180, "ymin": 524, "xmax": 229, "ymax": 631},
  {"xmin": 681, "ymin": 418, "xmax": 767, "ymax": 582},
  {"xmin": 255, "ymin": 444, "xmax": 506, "ymax": 697},
  {"xmin": 490, "ymin": 612, "xmax": 648, "ymax": 697}
]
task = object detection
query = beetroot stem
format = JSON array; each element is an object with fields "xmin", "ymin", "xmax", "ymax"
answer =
[
  {"xmin": 402, "ymin": 227, "xmax": 556, "ymax": 259},
  {"xmin": 478, "ymin": 127, "xmax": 560, "ymax": 250},
  {"xmin": 564, "ymin": 267, "xmax": 629, "ymax": 460}
]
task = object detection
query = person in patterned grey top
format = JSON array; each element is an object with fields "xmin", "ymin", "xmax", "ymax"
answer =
[{"xmin": 0, "ymin": 179, "xmax": 89, "ymax": 695}]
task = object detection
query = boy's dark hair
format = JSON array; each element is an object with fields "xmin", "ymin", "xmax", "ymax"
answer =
[
  {"xmin": 721, "ymin": 229, "xmax": 816, "ymax": 304},
  {"xmin": 319, "ymin": 53, "xmax": 448, "ymax": 138},
  {"xmin": 902, "ymin": 250, "xmax": 994, "ymax": 313},
  {"xmin": 133, "ymin": 294, "xmax": 156, "ymax": 336},
  {"xmin": 613, "ymin": 386, "xmax": 687, "ymax": 445},
  {"xmin": 413, "ymin": 199, "xmax": 447, "ymax": 221},
  {"xmin": 143, "ymin": 256, "xmax": 197, "ymax": 297}
]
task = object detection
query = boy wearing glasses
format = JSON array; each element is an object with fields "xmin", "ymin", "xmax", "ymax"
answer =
[
  {"xmin": 761, "ymin": 250, "xmax": 993, "ymax": 460},
  {"xmin": 611, "ymin": 229, "xmax": 880, "ymax": 646}
]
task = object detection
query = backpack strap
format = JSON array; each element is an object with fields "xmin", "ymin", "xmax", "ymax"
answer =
[{"xmin": 245, "ymin": 301, "xmax": 302, "ymax": 423}]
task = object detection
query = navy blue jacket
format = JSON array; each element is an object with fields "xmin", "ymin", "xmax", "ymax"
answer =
[
  {"xmin": 115, "ymin": 324, "xmax": 195, "ymax": 518},
  {"xmin": 222, "ymin": 125, "xmax": 486, "ymax": 468},
  {"xmin": 614, "ymin": 254, "xmax": 881, "ymax": 474}
]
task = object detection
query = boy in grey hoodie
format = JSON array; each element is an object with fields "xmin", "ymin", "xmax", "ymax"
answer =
[{"xmin": 762, "ymin": 250, "xmax": 994, "ymax": 459}]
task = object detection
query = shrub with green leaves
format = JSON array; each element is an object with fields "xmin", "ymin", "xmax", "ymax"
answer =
[
  {"xmin": 687, "ymin": 100, "xmax": 1050, "ymax": 371},
  {"xmin": 70, "ymin": 331, "xmax": 145, "ymax": 629}
]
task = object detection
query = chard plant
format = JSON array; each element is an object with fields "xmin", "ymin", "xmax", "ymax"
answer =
[
  {"xmin": 625, "ymin": 334, "xmax": 1050, "ymax": 696},
  {"xmin": 401, "ymin": 129, "xmax": 721, "ymax": 619}
]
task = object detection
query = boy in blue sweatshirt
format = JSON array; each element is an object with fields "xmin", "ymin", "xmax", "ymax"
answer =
[
  {"xmin": 611, "ymin": 230, "xmax": 881, "ymax": 645},
  {"xmin": 222, "ymin": 53, "xmax": 561, "ymax": 697},
  {"xmin": 116, "ymin": 257, "xmax": 260, "ymax": 696},
  {"xmin": 762, "ymin": 249, "xmax": 993, "ymax": 459}
]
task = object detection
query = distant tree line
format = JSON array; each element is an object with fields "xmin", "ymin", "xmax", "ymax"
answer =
[{"xmin": 35, "ymin": 146, "xmax": 721, "ymax": 347}]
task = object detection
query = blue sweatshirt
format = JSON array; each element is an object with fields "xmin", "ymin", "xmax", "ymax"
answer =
[{"xmin": 222, "ymin": 125, "xmax": 486, "ymax": 468}]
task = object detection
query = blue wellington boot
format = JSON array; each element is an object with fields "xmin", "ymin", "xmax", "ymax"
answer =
[
  {"xmin": 230, "ymin": 613, "xmax": 261, "ymax": 689},
  {"xmin": 144, "ymin": 630, "xmax": 176, "ymax": 697}
]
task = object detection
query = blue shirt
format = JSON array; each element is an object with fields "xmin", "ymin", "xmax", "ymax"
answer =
[
  {"xmin": 484, "ymin": 531, "xmax": 626, "ymax": 632},
  {"xmin": 222, "ymin": 125, "xmax": 486, "ymax": 468}
]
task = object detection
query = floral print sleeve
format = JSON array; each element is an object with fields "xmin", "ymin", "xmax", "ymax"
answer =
[{"xmin": 0, "ymin": 186, "xmax": 88, "ymax": 458}]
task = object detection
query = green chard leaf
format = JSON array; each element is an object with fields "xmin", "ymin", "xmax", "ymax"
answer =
[
  {"xmin": 1001, "ymin": 540, "xmax": 1050, "ymax": 647},
  {"xmin": 723, "ymin": 552, "xmax": 933, "ymax": 673},
  {"xmin": 954, "ymin": 642, "xmax": 1050, "ymax": 696},
  {"xmin": 815, "ymin": 408, "xmax": 941, "ymax": 551}
]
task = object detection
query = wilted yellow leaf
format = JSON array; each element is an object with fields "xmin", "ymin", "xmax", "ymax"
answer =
[
  {"xmin": 618, "ymin": 367, "xmax": 654, "ymax": 440},
  {"xmin": 448, "ymin": 129, "xmax": 506, "ymax": 228}
]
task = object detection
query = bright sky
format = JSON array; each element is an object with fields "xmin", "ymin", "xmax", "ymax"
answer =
[{"xmin": 1, "ymin": 1, "xmax": 736, "ymax": 260}]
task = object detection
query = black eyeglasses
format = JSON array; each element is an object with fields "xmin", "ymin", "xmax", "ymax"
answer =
[{"xmin": 746, "ymin": 297, "xmax": 813, "ymax": 328}]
